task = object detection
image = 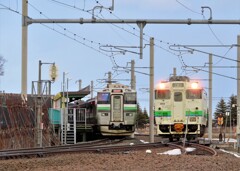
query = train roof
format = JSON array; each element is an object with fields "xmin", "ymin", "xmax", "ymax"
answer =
[
  {"xmin": 100, "ymin": 83, "xmax": 136, "ymax": 92},
  {"xmin": 106, "ymin": 83, "xmax": 129, "ymax": 89},
  {"xmin": 169, "ymin": 76, "xmax": 190, "ymax": 82}
]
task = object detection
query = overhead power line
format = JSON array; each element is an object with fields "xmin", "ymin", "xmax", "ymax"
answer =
[{"xmin": 169, "ymin": 45, "xmax": 239, "ymax": 62}]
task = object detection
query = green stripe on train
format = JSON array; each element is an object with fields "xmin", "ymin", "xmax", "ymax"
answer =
[
  {"xmin": 124, "ymin": 106, "xmax": 137, "ymax": 111},
  {"xmin": 97, "ymin": 107, "xmax": 110, "ymax": 111},
  {"xmin": 97, "ymin": 107, "xmax": 137, "ymax": 111},
  {"xmin": 154, "ymin": 111, "xmax": 171, "ymax": 117},
  {"xmin": 185, "ymin": 111, "xmax": 203, "ymax": 116}
]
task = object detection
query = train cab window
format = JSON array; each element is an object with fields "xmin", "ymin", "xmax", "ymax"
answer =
[
  {"xmin": 174, "ymin": 92, "xmax": 182, "ymax": 102},
  {"xmin": 113, "ymin": 96, "xmax": 121, "ymax": 110},
  {"xmin": 124, "ymin": 93, "xmax": 137, "ymax": 104},
  {"xmin": 186, "ymin": 89, "xmax": 202, "ymax": 99},
  {"xmin": 155, "ymin": 90, "xmax": 170, "ymax": 99},
  {"xmin": 97, "ymin": 93, "xmax": 110, "ymax": 104}
]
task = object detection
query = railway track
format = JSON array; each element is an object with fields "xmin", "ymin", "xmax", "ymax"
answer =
[
  {"xmin": 0, "ymin": 137, "xmax": 217, "ymax": 160},
  {"xmin": 0, "ymin": 141, "xmax": 165, "ymax": 159},
  {"xmin": 166, "ymin": 141, "xmax": 217, "ymax": 156},
  {"xmin": 0, "ymin": 138, "xmax": 123, "ymax": 159},
  {"xmin": 185, "ymin": 142, "xmax": 217, "ymax": 156},
  {"xmin": 135, "ymin": 134, "xmax": 217, "ymax": 156}
]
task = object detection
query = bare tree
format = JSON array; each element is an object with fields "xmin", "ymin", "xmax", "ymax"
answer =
[{"xmin": 0, "ymin": 55, "xmax": 6, "ymax": 76}]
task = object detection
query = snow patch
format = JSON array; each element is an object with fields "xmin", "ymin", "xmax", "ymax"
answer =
[
  {"xmin": 140, "ymin": 140, "xmax": 149, "ymax": 144},
  {"xmin": 220, "ymin": 149, "xmax": 240, "ymax": 158},
  {"xmin": 185, "ymin": 147, "xmax": 196, "ymax": 152},
  {"xmin": 157, "ymin": 149, "xmax": 181, "ymax": 155},
  {"xmin": 146, "ymin": 149, "xmax": 152, "ymax": 154}
]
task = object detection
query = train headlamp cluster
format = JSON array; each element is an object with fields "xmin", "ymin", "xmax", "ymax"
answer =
[
  {"xmin": 158, "ymin": 83, "xmax": 166, "ymax": 89},
  {"xmin": 126, "ymin": 113, "xmax": 133, "ymax": 116},
  {"xmin": 101, "ymin": 113, "xmax": 108, "ymax": 116},
  {"xmin": 191, "ymin": 82, "xmax": 199, "ymax": 89}
]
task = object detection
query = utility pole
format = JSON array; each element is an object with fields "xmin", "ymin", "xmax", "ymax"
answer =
[
  {"xmin": 208, "ymin": 54, "xmax": 213, "ymax": 141},
  {"xmin": 149, "ymin": 37, "xmax": 154, "ymax": 143},
  {"xmin": 237, "ymin": 35, "xmax": 240, "ymax": 151},
  {"xmin": 131, "ymin": 60, "xmax": 136, "ymax": 90},
  {"xmin": 37, "ymin": 60, "xmax": 42, "ymax": 147},
  {"xmin": 21, "ymin": 0, "xmax": 28, "ymax": 100},
  {"xmin": 173, "ymin": 68, "xmax": 176, "ymax": 77},
  {"xmin": 34, "ymin": 60, "xmax": 55, "ymax": 147},
  {"xmin": 77, "ymin": 79, "xmax": 82, "ymax": 90},
  {"xmin": 91, "ymin": 81, "xmax": 94, "ymax": 98},
  {"xmin": 62, "ymin": 72, "xmax": 67, "ymax": 144},
  {"xmin": 137, "ymin": 22, "xmax": 146, "ymax": 59},
  {"xmin": 108, "ymin": 71, "xmax": 112, "ymax": 84},
  {"xmin": 62, "ymin": 72, "xmax": 66, "ymax": 108},
  {"xmin": 67, "ymin": 78, "xmax": 70, "ymax": 109}
]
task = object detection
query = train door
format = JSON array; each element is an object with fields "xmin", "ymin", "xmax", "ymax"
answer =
[
  {"xmin": 172, "ymin": 91, "xmax": 185, "ymax": 121},
  {"xmin": 111, "ymin": 95, "xmax": 123, "ymax": 122}
]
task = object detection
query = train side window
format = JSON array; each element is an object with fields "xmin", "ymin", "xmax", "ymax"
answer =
[
  {"xmin": 155, "ymin": 90, "xmax": 170, "ymax": 99},
  {"xmin": 186, "ymin": 89, "xmax": 202, "ymax": 99},
  {"xmin": 174, "ymin": 92, "xmax": 182, "ymax": 102},
  {"xmin": 97, "ymin": 93, "xmax": 110, "ymax": 104},
  {"xmin": 124, "ymin": 93, "xmax": 137, "ymax": 104}
]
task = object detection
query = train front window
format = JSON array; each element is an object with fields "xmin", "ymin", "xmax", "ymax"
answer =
[
  {"xmin": 155, "ymin": 90, "xmax": 170, "ymax": 99},
  {"xmin": 97, "ymin": 93, "xmax": 110, "ymax": 104},
  {"xmin": 174, "ymin": 92, "xmax": 182, "ymax": 102},
  {"xmin": 124, "ymin": 93, "xmax": 137, "ymax": 104},
  {"xmin": 113, "ymin": 96, "xmax": 121, "ymax": 110},
  {"xmin": 186, "ymin": 89, "xmax": 202, "ymax": 99}
]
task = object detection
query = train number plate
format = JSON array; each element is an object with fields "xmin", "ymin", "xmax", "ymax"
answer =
[
  {"xmin": 172, "ymin": 83, "xmax": 184, "ymax": 87},
  {"xmin": 189, "ymin": 117, "xmax": 196, "ymax": 122}
]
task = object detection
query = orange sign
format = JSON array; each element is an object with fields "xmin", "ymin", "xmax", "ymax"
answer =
[{"xmin": 217, "ymin": 117, "xmax": 223, "ymax": 125}]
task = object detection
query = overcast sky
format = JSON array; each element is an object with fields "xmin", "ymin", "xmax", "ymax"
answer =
[{"xmin": 0, "ymin": 0, "xmax": 240, "ymax": 113}]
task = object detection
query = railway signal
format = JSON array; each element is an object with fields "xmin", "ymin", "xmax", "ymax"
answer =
[{"xmin": 217, "ymin": 115, "xmax": 223, "ymax": 126}]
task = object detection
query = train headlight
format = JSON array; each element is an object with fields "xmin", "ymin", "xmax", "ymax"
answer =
[
  {"xmin": 101, "ymin": 113, "xmax": 108, "ymax": 116},
  {"xmin": 191, "ymin": 82, "xmax": 198, "ymax": 89},
  {"xmin": 126, "ymin": 113, "xmax": 133, "ymax": 116},
  {"xmin": 159, "ymin": 83, "xmax": 166, "ymax": 89}
]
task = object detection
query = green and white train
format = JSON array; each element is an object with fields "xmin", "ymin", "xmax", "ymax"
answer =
[
  {"xmin": 154, "ymin": 76, "xmax": 208, "ymax": 141},
  {"xmin": 85, "ymin": 83, "xmax": 137, "ymax": 136}
]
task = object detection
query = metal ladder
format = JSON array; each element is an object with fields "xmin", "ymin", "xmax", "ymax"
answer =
[{"xmin": 61, "ymin": 108, "xmax": 76, "ymax": 144}]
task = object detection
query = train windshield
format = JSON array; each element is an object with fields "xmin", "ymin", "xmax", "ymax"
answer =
[
  {"xmin": 155, "ymin": 90, "xmax": 170, "ymax": 99},
  {"xmin": 97, "ymin": 92, "xmax": 110, "ymax": 104},
  {"xmin": 186, "ymin": 89, "xmax": 202, "ymax": 99},
  {"xmin": 174, "ymin": 92, "xmax": 182, "ymax": 102},
  {"xmin": 124, "ymin": 93, "xmax": 137, "ymax": 104}
]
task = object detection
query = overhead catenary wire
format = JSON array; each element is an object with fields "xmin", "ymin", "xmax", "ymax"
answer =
[
  {"xmin": 176, "ymin": 0, "xmax": 202, "ymax": 15},
  {"xmin": 44, "ymin": 0, "xmax": 236, "ymax": 78},
  {"xmin": 191, "ymin": 66, "xmax": 238, "ymax": 80},
  {"xmin": 175, "ymin": 0, "xmax": 225, "ymax": 46},
  {"xmin": 2, "ymin": 0, "xmax": 240, "ymax": 90},
  {"xmin": 28, "ymin": 0, "xmax": 240, "ymax": 64},
  {"xmin": 169, "ymin": 45, "xmax": 239, "ymax": 62},
  {"xmin": 45, "ymin": 0, "xmax": 181, "ymax": 59}
]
